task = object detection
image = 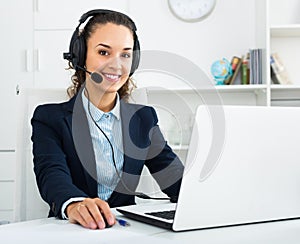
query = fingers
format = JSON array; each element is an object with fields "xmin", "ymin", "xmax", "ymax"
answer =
[
  {"xmin": 69, "ymin": 204, "xmax": 90, "ymax": 228},
  {"xmin": 77, "ymin": 203, "xmax": 99, "ymax": 229},
  {"xmin": 94, "ymin": 199, "xmax": 116, "ymax": 226},
  {"xmin": 67, "ymin": 198, "xmax": 115, "ymax": 230}
]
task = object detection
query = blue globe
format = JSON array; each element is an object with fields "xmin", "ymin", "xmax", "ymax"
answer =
[{"xmin": 211, "ymin": 58, "xmax": 232, "ymax": 85}]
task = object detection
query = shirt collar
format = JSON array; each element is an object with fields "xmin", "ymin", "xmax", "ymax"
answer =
[{"xmin": 82, "ymin": 90, "xmax": 120, "ymax": 122}]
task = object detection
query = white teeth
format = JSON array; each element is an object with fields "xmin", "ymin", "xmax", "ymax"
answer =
[{"xmin": 105, "ymin": 74, "xmax": 119, "ymax": 79}]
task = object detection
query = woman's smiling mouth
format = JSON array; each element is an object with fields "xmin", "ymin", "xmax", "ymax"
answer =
[{"xmin": 103, "ymin": 73, "xmax": 121, "ymax": 82}]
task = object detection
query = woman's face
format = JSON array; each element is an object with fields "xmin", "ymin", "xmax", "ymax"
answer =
[{"xmin": 85, "ymin": 22, "xmax": 134, "ymax": 94}]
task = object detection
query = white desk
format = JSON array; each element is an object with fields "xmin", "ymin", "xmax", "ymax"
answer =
[{"xmin": 2, "ymin": 213, "xmax": 300, "ymax": 244}]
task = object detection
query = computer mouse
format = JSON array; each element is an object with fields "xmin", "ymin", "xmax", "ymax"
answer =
[{"xmin": 103, "ymin": 217, "xmax": 113, "ymax": 228}]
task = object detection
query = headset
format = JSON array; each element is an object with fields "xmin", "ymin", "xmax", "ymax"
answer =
[{"xmin": 63, "ymin": 9, "xmax": 140, "ymax": 77}]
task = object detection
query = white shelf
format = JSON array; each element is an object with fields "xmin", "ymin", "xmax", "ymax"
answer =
[
  {"xmin": 170, "ymin": 145, "xmax": 189, "ymax": 151},
  {"xmin": 271, "ymin": 85, "xmax": 300, "ymax": 91},
  {"xmin": 270, "ymin": 24, "xmax": 300, "ymax": 37},
  {"xmin": 271, "ymin": 85, "xmax": 300, "ymax": 101},
  {"xmin": 146, "ymin": 85, "xmax": 267, "ymax": 94},
  {"xmin": 270, "ymin": 84, "xmax": 300, "ymax": 102},
  {"xmin": 215, "ymin": 85, "xmax": 267, "ymax": 93}
]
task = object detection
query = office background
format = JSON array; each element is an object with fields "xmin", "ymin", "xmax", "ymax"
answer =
[{"xmin": 0, "ymin": 0, "xmax": 299, "ymax": 223}]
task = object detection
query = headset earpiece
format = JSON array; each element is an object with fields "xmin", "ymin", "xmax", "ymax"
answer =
[
  {"xmin": 130, "ymin": 32, "xmax": 140, "ymax": 77},
  {"xmin": 70, "ymin": 29, "xmax": 86, "ymax": 71}
]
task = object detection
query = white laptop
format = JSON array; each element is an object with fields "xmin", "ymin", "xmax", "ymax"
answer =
[{"xmin": 117, "ymin": 105, "xmax": 300, "ymax": 231}]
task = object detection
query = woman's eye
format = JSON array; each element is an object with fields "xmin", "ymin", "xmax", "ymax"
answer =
[
  {"xmin": 98, "ymin": 50, "xmax": 108, "ymax": 56},
  {"xmin": 122, "ymin": 53, "xmax": 131, "ymax": 58}
]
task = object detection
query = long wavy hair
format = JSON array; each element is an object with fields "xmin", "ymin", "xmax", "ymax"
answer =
[{"xmin": 67, "ymin": 12, "xmax": 137, "ymax": 100}]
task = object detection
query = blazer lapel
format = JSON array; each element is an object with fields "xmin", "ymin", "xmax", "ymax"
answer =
[
  {"xmin": 120, "ymin": 101, "xmax": 142, "ymax": 173},
  {"xmin": 63, "ymin": 91, "xmax": 98, "ymax": 197},
  {"xmin": 113, "ymin": 101, "xmax": 147, "ymax": 195}
]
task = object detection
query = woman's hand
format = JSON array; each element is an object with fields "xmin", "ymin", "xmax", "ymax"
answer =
[{"xmin": 66, "ymin": 198, "xmax": 116, "ymax": 229}]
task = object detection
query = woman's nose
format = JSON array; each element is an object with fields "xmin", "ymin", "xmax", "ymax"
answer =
[{"xmin": 107, "ymin": 56, "xmax": 122, "ymax": 71}]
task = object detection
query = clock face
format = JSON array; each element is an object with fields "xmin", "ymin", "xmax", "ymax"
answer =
[{"xmin": 168, "ymin": 0, "xmax": 216, "ymax": 22}]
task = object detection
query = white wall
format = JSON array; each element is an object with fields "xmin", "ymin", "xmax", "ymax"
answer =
[{"xmin": 128, "ymin": 0, "xmax": 256, "ymax": 78}]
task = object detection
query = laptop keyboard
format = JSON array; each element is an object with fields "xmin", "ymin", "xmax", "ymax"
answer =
[{"xmin": 145, "ymin": 210, "xmax": 175, "ymax": 220}]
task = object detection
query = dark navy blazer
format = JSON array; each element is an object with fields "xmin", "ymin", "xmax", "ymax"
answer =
[{"xmin": 31, "ymin": 92, "xmax": 184, "ymax": 218}]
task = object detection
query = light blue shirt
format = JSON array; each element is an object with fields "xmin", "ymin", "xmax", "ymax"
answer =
[
  {"xmin": 61, "ymin": 91, "xmax": 124, "ymax": 218},
  {"xmin": 81, "ymin": 91, "xmax": 124, "ymax": 200}
]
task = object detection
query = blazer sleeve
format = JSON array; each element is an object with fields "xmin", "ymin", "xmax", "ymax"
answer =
[
  {"xmin": 144, "ymin": 107, "xmax": 184, "ymax": 199},
  {"xmin": 31, "ymin": 104, "xmax": 88, "ymax": 218}
]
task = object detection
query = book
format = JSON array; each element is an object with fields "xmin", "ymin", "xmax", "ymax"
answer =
[
  {"xmin": 241, "ymin": 53, "xmax": 250, "ymax": 85},
  {"xmin": 270, "ymin": 57, "xmax": 280, "ymax": 84},
  {"xmin": 229, "ymin": 56, "xmax": 243, "ymax": 85},
  {"xmin": 249, "ymin": 49, "xmax": 263, "ymax": 84},
  {"xmin": 270, "ymin": 53, "xmax": 292, "ymax": 85},
  {"xmin": 224, "ymin": 56, "xmax": 242, "ymax": 85}
]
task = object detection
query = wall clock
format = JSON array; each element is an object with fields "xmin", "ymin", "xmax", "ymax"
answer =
[{"xmin": 168, "ymin": 0, "xmax": 216, "ymax": 22}]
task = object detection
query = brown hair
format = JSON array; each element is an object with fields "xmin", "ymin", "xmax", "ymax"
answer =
[{"xmin": 67, "ymin": 12, "xmax": 137, "ymax": 100}]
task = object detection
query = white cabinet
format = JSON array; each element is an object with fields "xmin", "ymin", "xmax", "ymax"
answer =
[
  {"xmin": 0, "ymin": 153, "xmax": 16, "ymax": 222},
  {"xmin": 0, "ymin": 153, "xmax": 16, "ymax": 181},
  {"xmin": 0, "ymin": 0, "xmax": 33, "ymax": 222},
  {"xmin": 268, "ymin": 0, "xmax": 300, "ymax": 105},
  {"xmin": 0, "ymin": 182, "xmax": 15, "ymax": 210},
  {"xmin": 0, "ymin": 0, "xmax": 33, "ymax": 149}
]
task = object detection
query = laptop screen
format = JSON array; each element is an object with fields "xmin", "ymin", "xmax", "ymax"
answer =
[{"xmin": 118, "ymin": 105, "xmax": 300, "ymax": 232}]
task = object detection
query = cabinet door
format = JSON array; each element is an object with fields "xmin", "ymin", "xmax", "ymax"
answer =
[
  {"xmin": 0, "ymin": 0, "xmax": 33, "ymax": 149},
  {"xmin": 0, "ymin": 153, "xmax": 16, "ymax": 181},
  {"xmin": 0, "ymin": 182, "xmax": 15, "ymax": 210},
  {"xmin": 0, "ymin": 88, "xmax": 17, "ymax": 150},
  {"xmin": 34, "ymin": 30, "xmax": 73, "ymax": 89},
  {"xmin": 0, "ymin": 211, "xmax": 14, "ymax": 223},
  {"xmin": 34, "ymin": 0, "xmax": 129, "ymax": 30},
  {"xmin": 0, "ymin": 153, "xmax": 16, "ymax": 222}
]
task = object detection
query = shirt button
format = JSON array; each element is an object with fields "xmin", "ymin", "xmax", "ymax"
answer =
[{"xmin": 105, "ymin": 114, "xmax": 109, "ymax": 118}]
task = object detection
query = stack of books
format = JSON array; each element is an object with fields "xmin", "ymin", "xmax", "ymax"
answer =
[{"xmin": 224, "ymin": 48, "xmax": 263, "ymax": 85}]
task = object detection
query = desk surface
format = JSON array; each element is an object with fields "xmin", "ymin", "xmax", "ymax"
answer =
[{"xmin": 2, "ymin": 212, "xmax": 300, "ymax": 244}]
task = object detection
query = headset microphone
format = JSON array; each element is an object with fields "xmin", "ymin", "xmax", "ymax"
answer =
[
  {"xmin": 90, "ymin": 72, "xmax": 103, "ymax": 84},
  {"xmin": 76, "ymin": 65, "xmax": 103, "ymax": 84}
]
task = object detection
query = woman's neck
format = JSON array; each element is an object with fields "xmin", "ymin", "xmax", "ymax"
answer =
[
  {"xmin": 85, "ymin": 86, "xmax": 117, "ymax": 112},
  {"xmin": 97, "ymin": 95, "xmax": 116, "ymax": 112}
]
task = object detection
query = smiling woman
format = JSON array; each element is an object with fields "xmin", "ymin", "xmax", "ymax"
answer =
[
  {"xmin": 84, "ymin": 23, "xmax": 134, "ymax": 109},
  {"xmin": 31, "ymin": 9, "xmax": 184, "ymax": 231},
  {"xmin": 64, "ymin": 10, "xmax": 140, "ymax": 102}
]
